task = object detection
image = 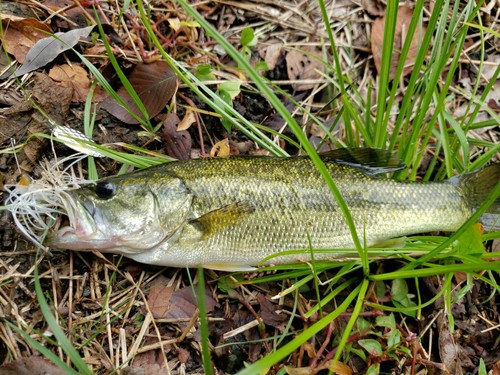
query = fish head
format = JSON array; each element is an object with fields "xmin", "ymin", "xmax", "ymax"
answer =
[{"xmin": 47, "ymin": 173, "xmax": 192, "ymax": 254}]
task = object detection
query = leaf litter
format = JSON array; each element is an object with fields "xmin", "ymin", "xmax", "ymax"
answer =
[
  {"xmin": 12, "ymin": 25, "xmax": 95, "ymax": 77},
  {"xmin": 100, "ymin": 61, "xmax": 179, "ymax": 125},
  {"xmin": 0, "ymin": 16, "xmax": 53, "ymax": 64},
  {"xmin": 371, "ymin": 5, "xmax": 427, "ymax": 80},
  {"xmin": 48, "ymin": 64, "xmax": 91, "ymax": 103},
  {"xmin": 0, "ymin": 0, "xmax": 499, "ymax": 373}
]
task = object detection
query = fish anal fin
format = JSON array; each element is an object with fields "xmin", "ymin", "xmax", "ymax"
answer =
[
  {"xmin": 191, "ymin": 201, "xmax": 255, "ymax": 239},
  {"xmin": 370, "ymin": 237, "xmax": 407, "ymax": 248},
  {"xmin": 204, "ymin": 263, "xmax": 257, "ymax": 272}
]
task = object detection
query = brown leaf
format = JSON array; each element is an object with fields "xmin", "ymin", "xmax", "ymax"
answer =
[
  {"xmin": 167, "ymin": 291, "xmax": 197, "ymax": 321},
  {"xmin": 488, "ymin": 98, "xmax": 500, "ymax": 112},
  {"xmin": 144, "ymin": 277, "xmax": 217, "ymax": 320},
  {"xmin": 258, "ymin": 40, "xmax": 284, "ymax": 70},
  {"xmin": 164, "ymin": 285, "xmax": 218, "ymax": 322},
  {"xmin": 328, "ymin": 360, "xmax": 353, "ymax": 375},
  {"xmin": 32, "ymin": 73, "xmax": 73, "ymax": 123},
  {"xmin": 371, "ymin": 5, "xmax": 427, "ymax": 80},
  {"xmin": 256, "ymin": 294, "xmax": 287, "ymax": 329},
  {"xmin": 162, "ymin": 113, "xmax": 192, "ymax": 161},
  {"xmin": 0, "ymin": 356, "xmax": 67, "ymax": 375},
  {"xmin": 146, "ymin": 282, "xmax": 175, "ymax": 319},
  {"xmin": 177, "ymin": 109, "xmax": 196, "ymax": 131},
  {"xmin": 101, "ymin": 61, "xmax": 178, "ymax": 125},
  {"xmin": 125, "ymin": 347, "xmax": 167, "ymax": 375},
  {"xmin": 43, "ymin": 0, "xmax": 90, "ymax": 29},
  {"xmin": 491, "ymin": 361, "xmax": 500, "ymax": 375},
  {"xmin": 362, "ymin": 0, "xmax": 386, "ymax": 16},
  {"xmin": 1, "ymin": 18, "xmax": 52, "ymax": 64},
  {"xmin": 285, "ymin": 46, "xmax": 323, "ymax": 91},
  {"xmin": 437, "ymin": 312, "xmax": 462, "ymax": 374},
  {"xmin": 177, "ymin": 347, "xmax": 190, "ymax": 364},
  {"xmin": 210, "ymin": 138, "xmax": 231, "ymax": 157},
  {"xmin": 49, "ymin": 64, "xmax": 90, "ymax": 103},
  {"xmin": 173, "ymin": 285, "xmax": 219, "ymax": 313},
  {"xmin": 13, "ymin": 25, "xmax": 95, "ymax": 77}
]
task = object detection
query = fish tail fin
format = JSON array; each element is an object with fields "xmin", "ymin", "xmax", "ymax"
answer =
[{"xmin": 449, "ymin": 164, "xmax": 500, "ymax": 231}]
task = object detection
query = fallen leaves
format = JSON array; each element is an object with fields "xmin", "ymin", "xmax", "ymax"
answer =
[
  {"xmin": 258, "ymin": 40, "xmax": 284, "ymax": 71},
  {"xmin": 13, "ymin": 25, "xmax": 95, "ymax": 77},
  {"xmin": 144, "ymin": 276, "xmax": 218, "ymax": 320},
  {"xmin": 162, "ymin": 113, "xmax": 192, "ymax": 161},
  {"xmin": 210, "ymin": 138, "xmax": 231, "ymax": 157},
  {"xmin": 1, "ymin": 17, "xmax": 52, "ymax": 64},
  {"xmin": 286, "ymin": 46, "xmax": 323, "ymax": 91},
  {"xmin": 49, "ymin": 64, "xmax": 90, "ymax": 102},
  {"xmin": 256, "ymin": 293, "xmax": 287, "ymax": 329},
  {"xmin": 371, "ymin": 5, "xmax": 427, "ymax": 80},
  {"xmin": 101, "ymin": 61, "xmax": 179, "ymax": 124},
  {"xmin": 0, "ymin": 356, "xmax": 67, "ymax": 375}
]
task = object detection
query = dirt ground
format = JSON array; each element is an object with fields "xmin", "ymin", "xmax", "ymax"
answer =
[{"xmin": 0, "ymin": 0, "xmax": 499, "ymax": 374}]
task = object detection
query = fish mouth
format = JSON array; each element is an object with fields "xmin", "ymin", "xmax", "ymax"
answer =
[
  {"xmin": 45, "ymin": 192, "xmax": 118, "ymax": 251},
  {"xmin": 45, "ymin": 190, "xmax": 167, "ymax": 253}
]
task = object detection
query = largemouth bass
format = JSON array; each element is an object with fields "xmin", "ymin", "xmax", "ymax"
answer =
[{"xmin": 46, "ymin": 149, "xmax": 499, "ymax": 271}]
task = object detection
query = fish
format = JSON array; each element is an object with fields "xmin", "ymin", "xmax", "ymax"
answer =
[{"xmin": 45, "ymin": 149, "xmax": 499, "ymax": 271}]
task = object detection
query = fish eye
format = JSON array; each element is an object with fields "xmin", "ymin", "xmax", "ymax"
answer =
[{"xmin": 94, "ymin": 181, "xmax": 116, "ymax": 199}]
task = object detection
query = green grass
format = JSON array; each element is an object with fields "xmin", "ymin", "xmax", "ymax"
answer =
[{"xmin": 1, "ymin": 0, "xmax": 499, "ymax": 373}]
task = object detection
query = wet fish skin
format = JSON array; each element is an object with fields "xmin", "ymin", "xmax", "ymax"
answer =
[{"xmin": 47, "ymin": 155, "xmax": 499, "ymax": 271}]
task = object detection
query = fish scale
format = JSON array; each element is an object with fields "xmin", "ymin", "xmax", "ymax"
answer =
[
  {"xmin": 46, "ymin": 151, "xmax": 498, "ymax": 271},
  {"xmin": 131, "ymin": 157, "xmax": 470, "ymax": 268}
]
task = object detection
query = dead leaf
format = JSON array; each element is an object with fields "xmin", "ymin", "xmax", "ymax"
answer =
[
  {"xmin": 437, "ymin": 312, "xmax": 462, "ymax": 374},
  {"xmin": 285, "ymin": 367, "xmax": 312, "ymax": 375},
  {"xmin": 309, "ymin": 123, "xmax": 327, "ymax": 138},
  {"xmin": 285, "ymin": 358, "xmax": 344, "ymax": 375},
  {"xmin": 285, "ymin": 46, "xmax": 323, "ymax": 91},
  {"xmin": 174, "ymin": 285, "xmax": 218, "ymax": 313},
  {"xmin": 162, "ymin": 113, "xmax": 192, "ymax": 161},
  {"xmin": 101, "ymin": 61, "xmax": 178, "ymax": 125},
  {"xmin": 492, "ymin": 361, "xmax": 500, "ymax": 375},
  {"xmin": 32, "ymin": 73, "xmax": 73, "ymax": 124},
  {"xmin": 43, "ymin": 0, "xmax": 90, "ymax": 29},
  {"xmin": 0, "ymin": 87, "xmax": 23, "ymax": 106},
  {"xmin": 258, "ymin": 40, "xmax": 284, "ymax": 70},
  {"xmin": 125, "ymin": 339, "xmax": 168, "ymax": 375},
  {"xmin": 49, "ymin": 64, "xmax": 90, "ymax": 102},
  {"xmin": 232, "ymin": 140, "xmax": 253, "ymax": 154},
  {"xmin": 210, "ymin": 138, "xmax": 231, "ymax": 157},
  {"xmin": 256, "ymin": 294, "xmax": 287, "ymax": 329},
  {"xmin": 177, "ymin": 109, "xmax": 197, "ymax": 131},
  {"xmin": 0, "ymin": 99, "xmax": 33, "ymax": 145},
  {"xmin": 263, "ymin": 92, "xmax": 306, "ymax": 131},
  {"xmin": 177, "ymin": 347, "xmax": 190, "ymax": 364},
  {"xmin": 167, "ymin": 17, "xmax": 182, "ymax": 32},
  {"xmin": 147, "ymin": 282, "xmax": 175, "ymax": 318},
  {"xmin": 13, "ymin": 25, "xmax": 95, "ymax": 77},
  {"xmin": 362, "ymin": 0, "xmax": 386, "ymax": 16},
  {"xmin": 329, "ymin": 360, "xmax": 353, "ymax": 375},
  {"xmin": 1, "ymin": 18, "xmax": 52, "ymax": 64},
  {"xmin": 143, "ymin": 276, "xmax": 217, "ymax": 320},
  {"xmin": 0, "ymin": 356, "xmax": 67, "ymax": 375},
  {"xmin": 371, "ymin": 5, "xmax": 427, "ymax": 80}
]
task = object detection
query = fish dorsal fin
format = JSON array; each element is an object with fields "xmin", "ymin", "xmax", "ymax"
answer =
[
  {"xmin": 320, "ymin": 148, "xmax": 406, "ymax": 175},
  {"xmin": 191, "ymin": 202, "xmax": 255, "ymax": 239}
]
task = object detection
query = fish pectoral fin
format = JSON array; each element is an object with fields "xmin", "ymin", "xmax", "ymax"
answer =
[
  {"xmin": 320, "ymin": 148, "xmax": 406, "ymax": 175},
  {"xmin": 204, "ymin": 263, "xmax": 257, "ymax": 272},
  {"xmin": 190, "ymin": 201, "xmax": 255, "ymax": 239}
]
